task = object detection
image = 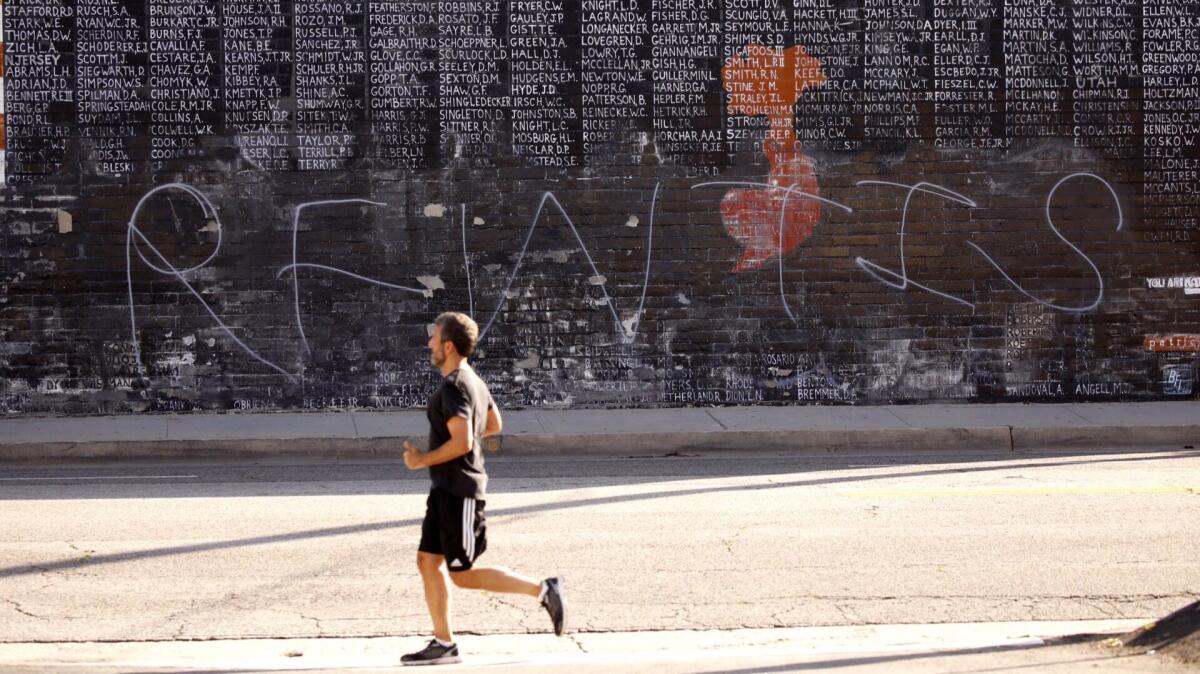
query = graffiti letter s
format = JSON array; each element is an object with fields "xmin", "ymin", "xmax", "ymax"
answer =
[{"xmin": 967, "ymin": 172, "xmax": 1122, "ymax": 314}]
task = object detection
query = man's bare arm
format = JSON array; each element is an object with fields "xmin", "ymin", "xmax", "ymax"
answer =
[
  {"xmin": 407, "ymin": 416, "xmax": 472, "ymax": 469},
  {"xmin": 483, "ymin": 406, "xmax": 503, "ymax": 437}
]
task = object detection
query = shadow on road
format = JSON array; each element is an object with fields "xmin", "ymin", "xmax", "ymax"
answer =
[{"xmin": 699, "ymin": 641, "xmax": 1134, "ymax": 674}]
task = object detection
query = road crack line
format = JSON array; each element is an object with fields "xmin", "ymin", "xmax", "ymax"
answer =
[
  {"xmin": 300, "ymin": 614, "xmax": 326, "ymax": 637},
  {"xmin": 567, "ymin": 634, "xmax": 589, "ymax": 653},
  {"xmin": 3, "ymin": 598, "xmax": 43, "ymax": 620}
]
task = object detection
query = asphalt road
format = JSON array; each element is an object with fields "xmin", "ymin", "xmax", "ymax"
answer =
[{"xmin": 1, "ymin": 449, "xmax": 1198, "ymax": 644}]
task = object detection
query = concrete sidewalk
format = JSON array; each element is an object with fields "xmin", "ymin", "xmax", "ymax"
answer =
[
  {"xmin": 0, "ymin": 401, "xmax": 1196, "ymax": 461},
  {"xmin": 0, "ymin": 620, "xmax": 1159, "ymax": 673}
]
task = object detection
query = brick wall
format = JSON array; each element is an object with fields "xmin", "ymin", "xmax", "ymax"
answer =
[{"xmin": 0, "ymin": 0, "xmax": 1197, "ymax": 415}]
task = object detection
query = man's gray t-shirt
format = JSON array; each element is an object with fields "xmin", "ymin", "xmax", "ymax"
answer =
[{"xmin": 426, "ymin": 363, "xmax": 493, "ymax": 499}]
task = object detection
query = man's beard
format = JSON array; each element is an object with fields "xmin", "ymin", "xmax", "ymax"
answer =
[{"xmin": 430, "ymin": 349, "xmax": 445, "ymax": 367}]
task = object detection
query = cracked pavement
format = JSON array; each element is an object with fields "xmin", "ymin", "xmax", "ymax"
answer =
[{"xmin": 0, "ymin": 449, "xmax": 1197, "ymax": 643}]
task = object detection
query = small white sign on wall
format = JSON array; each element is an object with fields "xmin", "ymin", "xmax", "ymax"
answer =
[
  {"xmin": 1147, "ymin": 276, "xmax": 1200, "ymax": 295},
  {"xmin": 1163, "ymin": 365, "xmax": 1194, "ymax": 396}
]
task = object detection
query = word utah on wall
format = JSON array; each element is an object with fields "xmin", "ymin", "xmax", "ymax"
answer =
[{"xmin": 0, "ymin": 0, "xmax": 1197, "ymax": 414}]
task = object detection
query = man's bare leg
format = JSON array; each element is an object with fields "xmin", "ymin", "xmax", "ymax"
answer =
[
  {"xmin": 417, "ymin": 552, "xmax": 454, "ymax": 642},
  {"xmin": 449, "ymin": 566, "xmax": 540, "ymax": 597}
]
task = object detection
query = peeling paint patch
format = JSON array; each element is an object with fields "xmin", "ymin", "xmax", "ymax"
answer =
[
  {"xmin": 473, "ymin": 217, "xmax": 484, "ymax": 225},
  {"xmin": 56, "ymin": 210, "xmax": 72, "ymax": 234},
  {"xmin": 200, "ymin": 220, "xmax": 220, "ymax": 232},
  {"xmin": 677, "ymin": 293, "xmax": 691, "ymax": 305},
  {"xmin": 424, "ymin": 204, "xmax": 447, "ymax": 217},
  {"xmin": 625, "ymin": 215, "xmax": 639, "ymax": 228},
  {"xmin": 160, "ymin": 353, "xmax": 196, "ymax": 367},
  {"xmin": 182, "ymin": 335, "xmax": 196, "ymax": 346},
  {"xmin": 519, "ymin": 250, "xmax": 572, "ymax": 264},
  {"xmin": 206, "ymin": 338, "xmax": 216, "ymax": 347},
  {"xmin": 588, "ymin": 275, "xmax": 607, "ymax": 285},
  {"xmin": 417, "ymin": 275, "xmax": 445, "ymax": 298}
]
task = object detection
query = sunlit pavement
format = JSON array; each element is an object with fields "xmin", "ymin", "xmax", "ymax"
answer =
[{"xmin": 0, "ymin": 620, "xmax": 1179, "ymax": 673}]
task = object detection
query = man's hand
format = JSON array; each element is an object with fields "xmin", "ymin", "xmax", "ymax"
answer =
[
  {"xmin": 410, "ymin": 421, "xmax": 471, "ymax": 469},
  {"xmin": 403, "ymin": 440, "xmax": 425, "ymax": 470}
]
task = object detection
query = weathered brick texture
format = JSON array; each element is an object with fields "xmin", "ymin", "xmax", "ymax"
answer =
[{"xmin": 0, "ymin": 0, "xmax": 1197, "ymax": 415}]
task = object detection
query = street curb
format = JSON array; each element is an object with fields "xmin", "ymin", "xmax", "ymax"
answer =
[
  {"xmin": 0, "ymin": 438, "xmax": 407, "ymax": 462},
  {"xmin": 0, "ymin": 428, "xmax": 1013, "ymax": 461},
  {"xmin": 496, "ymin": 427, "xmax": 1015, "ymax": 454},
  {"xmin": 0, "ymin": 425, "xmax": 1196, "ymax": 462},
  {"xmin": 1011, "ymin": 425, "xmax": 1200, "ymax": 451}
]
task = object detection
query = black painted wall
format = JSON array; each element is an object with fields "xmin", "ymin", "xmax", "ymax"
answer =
[{"xmin": 1, "ymin": 0, "xmax": 1198, "ymax": 414}]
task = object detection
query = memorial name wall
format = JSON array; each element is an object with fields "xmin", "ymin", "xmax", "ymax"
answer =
[{"xmin": 0, "ymin": 0, "xmax": 1197, "ymax": 414}]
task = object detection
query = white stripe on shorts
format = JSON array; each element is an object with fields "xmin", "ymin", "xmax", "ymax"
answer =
[{"xmin": 463, "ymin": 497, "xmax": 475, "ymax": 561}]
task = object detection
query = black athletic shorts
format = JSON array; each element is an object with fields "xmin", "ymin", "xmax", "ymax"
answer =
[{"xmin": 418, "ymin": 487, "xmax": 487, "ymax": 571}]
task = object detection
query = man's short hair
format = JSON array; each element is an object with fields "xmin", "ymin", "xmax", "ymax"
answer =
[{"xmin": 435, "ymin": 312, "xmax": 479, "ymax": 357}]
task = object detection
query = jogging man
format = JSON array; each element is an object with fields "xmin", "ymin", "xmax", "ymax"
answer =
[{"xmin": 401, "ymin": 312, "xmax": 566, "ymax": 666}]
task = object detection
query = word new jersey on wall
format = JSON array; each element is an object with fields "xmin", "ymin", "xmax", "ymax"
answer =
[{"xmin": 1, "ymin": 0, "xmax": 1198, "ymax": 414}]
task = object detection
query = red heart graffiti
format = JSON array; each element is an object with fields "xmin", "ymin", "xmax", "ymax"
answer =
[{"xmin": 721, "ymin": 44, "xmax": 827, "ymax": 272}]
